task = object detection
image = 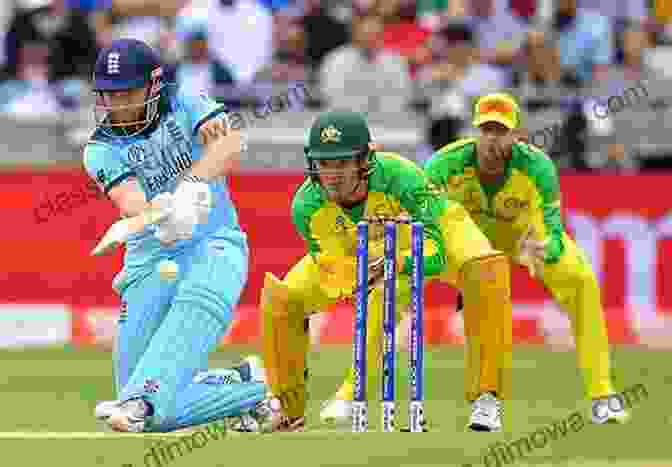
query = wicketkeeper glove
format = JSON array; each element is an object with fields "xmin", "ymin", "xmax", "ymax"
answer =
[{"xmin": 514, "ymin": 225, "xmax": 548, "ymax": 278}]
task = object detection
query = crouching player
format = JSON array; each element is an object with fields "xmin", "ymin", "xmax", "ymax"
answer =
[
  {"xmin": 259, "ymin": 110, "xmax": 513, "ymax": 432},
  {"xmin": 85, "ymin": 38, "xmax": 270, "ymax": 432},
  {"xmin": 426, "ymin": 93, "xmax": 628, "ymax": 424}
]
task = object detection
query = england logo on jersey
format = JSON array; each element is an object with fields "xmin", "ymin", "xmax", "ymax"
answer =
[{"xmin": 107, "ymin": 52, "xmax": 120, "ymax": 75}]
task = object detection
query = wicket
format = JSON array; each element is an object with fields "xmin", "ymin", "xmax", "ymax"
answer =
[{"xmin": 352, "ymin": 219, "xmax": 425, "ymax": 432}]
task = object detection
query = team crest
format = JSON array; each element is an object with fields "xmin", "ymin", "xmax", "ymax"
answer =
[
  {"xmin": 127, "ymin": 144, "xmax": 146, "ymax": 165},
  {"xmin": 143, "ymin": 378, "xmax": 160, "ymax": 394},
  {"xmin": 107, "ymin": 52, "xmax": 120, "ymax": 74},
  {"xmin": 503, "ymin": 197, "xmax": 528, "ymax": 210},
  {"xmin": 449, "ymin": 175, "xmax": 464, "ymax": 187},
  {"xmin": 320, "ymin": 125, "xmax": 342, "ymax": 144}
]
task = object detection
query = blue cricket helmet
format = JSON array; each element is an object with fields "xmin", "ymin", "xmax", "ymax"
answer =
[
  {"xmin": 93, "ymin": 38, "xmax": 162, "ymax": 91},
  {"xmin": 93, "ymin": 38, "xmax": 165, "ymax": 137}
]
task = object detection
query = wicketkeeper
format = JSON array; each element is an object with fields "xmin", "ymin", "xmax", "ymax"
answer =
[
  {"xmin": 260, "ymin": 110, "xmax": 513, "ymax": 432},
  {"xmin": 425, "ymin": 92, "xmax": 628, "ymax": 425}
]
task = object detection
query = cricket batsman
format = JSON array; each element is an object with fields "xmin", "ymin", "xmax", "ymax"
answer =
[
  {"xmin": 423, "ymin": 92, "xmax": 628, "ymax": 424},
  {"xmin": 85, "ymin": 38, "xmax": 271, "ymax": 433},
  {"xmin": 259, "ymin": 110, "xmax": 513, "ymax": 432}
]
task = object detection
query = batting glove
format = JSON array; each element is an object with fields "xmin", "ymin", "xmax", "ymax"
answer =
[{"xmin": 153, "ymin": 181, "xmax": 213, "ymax": 245}]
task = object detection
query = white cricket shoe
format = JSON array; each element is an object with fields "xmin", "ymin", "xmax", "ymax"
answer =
[
  {"xmin": 94, "ymin": 398, "xmax": 149, "ymax": 433},
  {"xmin": 591, "ymin": 396, "xmax": 630, "ymax": 424},
  {"xmin": 468, "ymin": 393, "xmax": 502, "ymax": 432},
  {"xmin": 227, "ymin": 413, "xmax": 262, "ymax": 433},
  {"xmin": 320, "ymin": 398, "xmax": 353, "ymax": 427},
  {"xmin": 236, "ymin": 355, "xmax": 266, "ymax": 384},
  {"xmin": 226, "ymin": 355, "xmax": 270, "ymax": 433}
]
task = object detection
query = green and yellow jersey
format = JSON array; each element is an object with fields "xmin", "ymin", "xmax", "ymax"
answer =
[
  {"xmin": 291, "ymin": 152, "xmax": 448, "ymax": 278},
  {"xmin": 424, "ymin": 138, "xmax": 565, "ymax": 262}
]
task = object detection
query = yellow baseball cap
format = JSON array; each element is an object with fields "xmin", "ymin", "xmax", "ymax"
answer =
[{"xmin": 472, "ymin": 93, "xmax": 521, "ymax": 129}]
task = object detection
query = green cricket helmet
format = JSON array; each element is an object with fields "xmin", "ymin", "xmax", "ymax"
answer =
[{"xmin": 304, "ymin": 110, "xmax": 376, "ymax": 181}]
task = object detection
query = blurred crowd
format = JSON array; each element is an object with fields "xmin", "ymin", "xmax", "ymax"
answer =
[{"xmin": 1, "ymin": 0, "xmax": 671, "ymax": 171}]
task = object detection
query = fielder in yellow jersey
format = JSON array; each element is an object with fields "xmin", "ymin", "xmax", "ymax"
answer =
[
  {"xmin": 425, "ymin": 93, "xmax": 629, "ymax": 424},
  {"xmin": 324, "ymin": 94, "xmax": 630, "ymax": 429},
  {"xmin": 260, "ymin": 110, "xmax": 512, "ymax": 432}
]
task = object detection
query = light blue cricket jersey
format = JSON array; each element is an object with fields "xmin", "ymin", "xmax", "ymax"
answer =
[{"xmin": 83, "ymin": 84, "xmax": 246, "ymax": 281}]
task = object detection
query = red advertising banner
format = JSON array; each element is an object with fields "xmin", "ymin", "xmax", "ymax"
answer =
[{"xmin": 1, "ymin": 169, "xmax": 671, "ymax": 347}]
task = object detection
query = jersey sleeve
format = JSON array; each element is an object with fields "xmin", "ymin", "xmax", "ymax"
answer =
[
  {"xmin": 523, "ymin": 148, "xmax": 565, "ymax": 263},
  {"xmin": 291, "ymin": 191, "xmax": 321, "ymax": 258},
  {"xmin": 176, "ymin": 87, "xmax": 229, "ymax": 139},
  {"xmin": 423, "ymin": 139, "xmax": 474, "ymax": 202},
  {"xmin": 388, "ymin": 158, "xmax": 447, "ymax": 277},
  {"xmin": 423, "ymin": 151, "xmax": 463, "ymax": 202},
  {"xmin": 83, "ymin": 142, "xmax": 134, "ymax": 195}
]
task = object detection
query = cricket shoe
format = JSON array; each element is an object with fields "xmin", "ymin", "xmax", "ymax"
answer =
[
  {"xmin": 234, "ymin": 355, "xmax": 266, "ymax": 384},
  {"xmin": 194, "ymin": 355, "xmax": 266, "ymax": 387},
  {"xmin": 591, "ymin": 395, "xmax": 631, "ymax": 425},
  {"xmin": 253, "ymin": 397, "xmax": 305, "ymax": 433},
  {"xmin": 319, "ymin": 398, "xmax": 353, "ymax": 427},
  {"xmin": 227, "ymin": 413, "xmax": 262, "ymax": 433},
  {"xmin": 468, "ymin": 393, "xmax": 502, "ymax": 432},
  {"xmin": 225, "ymin": 355, "xmax": 270, "ymax": 433},
  {"xmin": 94, "ymin": 398, "xmax": 149, "ymax": 433}
]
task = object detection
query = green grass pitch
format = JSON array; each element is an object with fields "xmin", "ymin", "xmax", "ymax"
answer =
[{"xmin": 0, "ymin": 346, "xmax": 669, "ymax": 467}]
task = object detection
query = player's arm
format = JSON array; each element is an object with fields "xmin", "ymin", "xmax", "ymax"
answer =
[
  {"xmin": 525, "ymin": 148, "xmax": 565, "ymax": 263},
  {"xmin": 424, "ymin": 155, "xmax": 461, "ymax": 202},
  {"xmin": 291, "ymin": 193, "xmax": 322, "ymax": 260},
  {"xmin": 424, "ymin": 139, "xmax": 475, "ymax": 202},
  {"xmin": 179, "ymin": 90, "xmax": 244, "ymax": 182},
  {"xmin": 108, "ymin": 179, "xmax": 149, "ymax": 218},
  {"xmin": 291, "ymin": 190, "xmax": 356, "ymax": 294},
  {"xmin": 395, "ymin": 163, "xmax": 447, "ymax": 277},
  {"xmin": 84, "ymin": 143, "xmax": 150, "ymax": 218}
]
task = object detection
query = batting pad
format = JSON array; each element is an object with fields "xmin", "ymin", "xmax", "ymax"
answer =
[
  {"xmin": 260, "ymin": 272, "xmax": 308, "ymax": 418},
  {"xmin": 461, "ymin": 254, "xmax": 512, "ymax": 402}
]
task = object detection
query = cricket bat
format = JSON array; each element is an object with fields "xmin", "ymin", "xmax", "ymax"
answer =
[{"xmin": 91, "ymin": 127, "xmax": 243, "ymax": 256}]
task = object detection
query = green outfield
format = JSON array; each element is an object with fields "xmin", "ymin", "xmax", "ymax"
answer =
[{"xmin": 1, "ymin": 346, "xmax": 669, "ymax": 467}]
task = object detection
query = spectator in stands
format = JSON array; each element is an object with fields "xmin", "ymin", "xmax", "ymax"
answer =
[
  {"xmin": 509, "ymin": 0, "xmax": 537, "ymax": 20},
  {"xmin": 171, "ymin": 24, "xmax": 213, "ymax": 94},
  {"xmin": 416, "ymin": 0, "xmax": 467, "ymax": 31},
  {"xmin": 3, "ymin": 0, "xmax": 99, "ymax": 85},
  {"xmin": 467, "ymin": 0, "xmax": 529, "ymax": 87},
  {"xmin": 654, "ymin": 0, "xmax": 672, "ymax": 39},
  {"xmin": 373, "ymin": 0, "xmax": 432, "ymax": 79},
  {"xmin": 254, "ymin": 13, "xmax": 306, "ymax": 82},
  {"xmin": 206, "ymin": 0, "xmax": 273, "ymax": 87},
  {"xmin": 618, "ymin": 24, "xmax": 655, "ymax": 81},
  {"xmin": 552, "ymin": 0, "xmax": 613, "ymax": 85},
  {"xmin": 578, "ymin": 0, "xmax": 648, "ymax": 24},
  {"xmin": 0, "ymin": 0, "xmax": 14, "ymax": 70},
  {"xmin": 302, "ymin": 0, "xmax": 349, "ymax": 71},
  {"xmin": 0, "ymin": 41, "xmax": 62, "ymax": 118},
  {"xmin": 416, "ymin": 22, "xmax": 508, "ymax": 150},
  {"xmin": 603, "ymin": 142, "xmax": 639, "ymax": 171},
  {"xmin": 519, "ymin": 28, "xmax": 562, "ymax": 91},
  {"xmin": 320, "ymin": 13, "xmax": 411, "ymax": 114}
]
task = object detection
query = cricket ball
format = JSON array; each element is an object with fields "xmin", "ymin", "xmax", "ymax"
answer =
[{"xmin": 157, "ymin": 259, "xmax": 179, "ymax": 281}]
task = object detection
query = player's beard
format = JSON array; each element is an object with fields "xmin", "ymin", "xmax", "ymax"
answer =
[{"xmin": 478, "ymin": 142, "xmax": 509, "ymax": 177}]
